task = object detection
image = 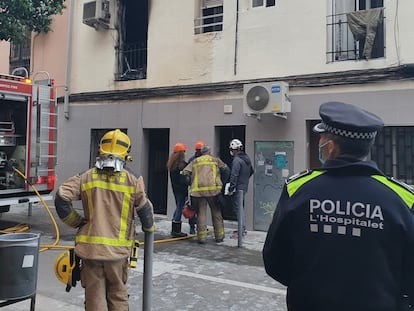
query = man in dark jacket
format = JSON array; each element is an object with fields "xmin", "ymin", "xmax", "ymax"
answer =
[
  {"xmin": 263, "ymin": 102, "xmax": 414, "ymax": 311},
  {"xmin": 227, "ymin": 139, "xmax": 254, "ymax": 238}
]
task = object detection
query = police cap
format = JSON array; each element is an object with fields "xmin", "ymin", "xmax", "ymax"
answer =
[{"xmin": 313, "ymin": 101, "xmax": 384, "ymax": 140}]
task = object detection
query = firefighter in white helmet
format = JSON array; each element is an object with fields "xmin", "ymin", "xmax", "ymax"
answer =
[{"xmin": 54, "ymin": 129, "xmax": 154, "ymax": 311}]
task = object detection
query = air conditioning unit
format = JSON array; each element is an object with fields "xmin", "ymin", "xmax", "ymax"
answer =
[
  {"xmin": 83, "ymin": 0, "xmax": 111, "ymax": 29},
  {"xmin": 243, "ymin": 82, "xmax": 291, "ymax": 115}
]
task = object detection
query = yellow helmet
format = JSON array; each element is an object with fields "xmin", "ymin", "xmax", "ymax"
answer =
[
  {"xmin": 99, "ymin": 129, "xmax": 131, "ymax": 159},
  {"xmin": 54, "ymin": 250, "xmax": 74, "ymax": 286}
]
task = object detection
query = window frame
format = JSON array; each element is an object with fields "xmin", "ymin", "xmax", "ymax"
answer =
[
  {"xmin": 326, "ymin": 0, "xmax": 385, "ymax": 63},
  {"xmin": 252, "ymin": 0, "xmax": 276, "ymax": 8},
  {"xmin": 194, "ymin": 0, "xmax": 223, "ymax": 35}
]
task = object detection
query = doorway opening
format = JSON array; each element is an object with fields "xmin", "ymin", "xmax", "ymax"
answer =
[
  {"xmin": 216, "ymin": 125, "xmax": 246, "ymax": 221},
  {"xmin": 145, "ymin": 128, "xmax": 169, "ymax": 215}
]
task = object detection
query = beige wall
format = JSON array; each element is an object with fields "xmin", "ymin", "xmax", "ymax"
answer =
[
  {"xmin": 0, "ymin": 42, "xmax": 10, "ymax": 73},
  {"xmin": 68, "ymin": 0, "xmax": 414, "ymax": 93},
  {"xmin": 30, "ymin": 1, "xmax": 69, "ymax": 89}
]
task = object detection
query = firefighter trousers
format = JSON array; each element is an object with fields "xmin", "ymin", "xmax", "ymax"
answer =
[
  {"xmin": 81, "ymin": 258, "xmax": 129, "ymax": 311},
  {"xmin": 192, "ymin": 195, "xmax": 224, "ymax": 242}
]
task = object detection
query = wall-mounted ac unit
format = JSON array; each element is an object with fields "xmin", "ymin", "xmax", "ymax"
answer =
[
  {"xmin": 83, "ymin": 0, "xmax": 111, "ymax": 30},
  {"xmin": 243, "ymin": 82, "xmax": 290, "ymax": 115}
]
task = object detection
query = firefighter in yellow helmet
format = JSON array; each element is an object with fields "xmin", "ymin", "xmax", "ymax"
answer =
[{"xmin": 54, "ymin": 129, "xmax": 154, "ymax": 311}]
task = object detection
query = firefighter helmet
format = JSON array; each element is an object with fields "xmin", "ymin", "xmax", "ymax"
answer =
[
  {"xmin": 229, "ymin": 139, "xmax": 243, "ymax": 150},
  {"xmin": 173, "ymin": 142, "xmax": 187, "ymax": 153},
  {"xmin": 54, "ymin": 250, "xmax": 74, "ymax": 286},
  {"xmin": 194, "ymin": 140, "xmax": 204, "ymax": 150},
  {"xmin": 99, "ymin": 129, "xmax": 131, "ymax": 159}
]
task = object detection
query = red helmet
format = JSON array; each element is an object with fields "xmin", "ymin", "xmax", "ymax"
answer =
[
  {"xmin": 182, "ymin": 204, "xmax": 196, "ymax": 219},
  {"xmin": 194, "ymin": 140, "xmax": 204, "ymax": 150},
  {"xmin": 173, "ymin": 143, "xmax": 187, "ymax": 153}
]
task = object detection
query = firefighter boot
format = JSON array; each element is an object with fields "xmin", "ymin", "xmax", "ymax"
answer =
[{"xmin": 171, "ymin": 221, "xmax": 187, "ymax": 238}]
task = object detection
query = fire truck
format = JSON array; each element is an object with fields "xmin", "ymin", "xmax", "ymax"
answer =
[{"xmin": 0, "ymin": 72, "xmax": 57, "ymax": 213}]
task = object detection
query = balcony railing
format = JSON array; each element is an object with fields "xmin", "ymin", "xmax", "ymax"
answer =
[
  {"xmin": 115, "ymin": 42, "xmax": 147, "ymax": 81},
  {"xmin": 326, "ymin": 9, "xmax": 385, "ymax": 62}
]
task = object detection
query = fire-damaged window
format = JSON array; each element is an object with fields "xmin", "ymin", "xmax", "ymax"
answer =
[
  {"xmin": 115, "ymin": 0, "xmax": 148, "ymax": 81},
  {"xmin": 194, "ymin": 0, "xmax": 223, "ymax": 34},
  {"xmin": 326, "ymin": 0, "xmax": 384, "ymax": 62}
]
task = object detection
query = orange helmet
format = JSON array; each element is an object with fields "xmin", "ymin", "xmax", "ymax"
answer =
[
  {"xmin": 173, "ymin": 143, "xmax": 187, "ymax": 153},
  {"xmin": 194, "ymin": 140, "xmax": 204, "ymax": 150}
]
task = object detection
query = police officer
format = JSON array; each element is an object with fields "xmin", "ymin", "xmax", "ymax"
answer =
[
  {"xmin": 263, "ymin": 102, "xmax": 414, "ymax": 311},
  {"xmin": 55, "ymin": 129, "xmax": 154, "ymax": 311}
]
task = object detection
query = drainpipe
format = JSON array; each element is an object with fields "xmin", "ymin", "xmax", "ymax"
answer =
[
  {"xmin": 64, "ymin": 0, "xmax": 75, "ymax": 120},
  {"xmin": 234, "ymin": 0, "xmax": 240, "ymax": 76}
]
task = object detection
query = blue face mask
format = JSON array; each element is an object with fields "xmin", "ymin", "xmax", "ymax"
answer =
[{"xmin": 318, "ymin": 141, "xmax": 330, "ymax": 164}]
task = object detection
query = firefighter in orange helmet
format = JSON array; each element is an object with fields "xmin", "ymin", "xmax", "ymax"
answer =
[
  {"xmin": 182, "ymin": 144, "xmax": 230, "ymax": 243},
  {"xmin": 188, "ymin": 140, "xmax": 204, "ymax": 163},
  {"xmin": 54, "ymin": 129, "xmax": 154, "ymax": 311}
]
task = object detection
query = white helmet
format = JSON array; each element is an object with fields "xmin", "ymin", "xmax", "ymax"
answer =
[{"xmin": 229, "ymin": 139, "xmax": 243, "ymax": 150}]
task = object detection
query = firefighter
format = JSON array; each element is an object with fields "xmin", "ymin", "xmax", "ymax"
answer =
[
  {"xmin": 182, "ymin": 144, "xmax": 230, "ymax": 243},
  {"xmin": 54, "ymin": 129, "xmax": 154, "ymax": 311},
  {"xmin": 166, "ymin": 142, "xmax": 196, "ymax": 236},
  {"xmin": 263, "ymin": 102, "xmax": 414, "ymax": 311},
  {"xmin": 188, "ymin": 140, "xmax": 204, "ymax": 163},
  {"xmin": 227, "ymin": 138, "xmax": 254, "ymax": 239}
]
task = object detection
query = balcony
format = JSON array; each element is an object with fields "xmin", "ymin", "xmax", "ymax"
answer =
[
  {"xmin": 115, "ymin": 42, "xmax": 147, "ymax": 81},
  {"xmin": 326, "ymin": 8, "xmax": 385, "ymax": 62}
]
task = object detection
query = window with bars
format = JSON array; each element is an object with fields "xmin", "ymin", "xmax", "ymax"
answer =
[
  {"xmin": 326, "ymin": 0, "xmax": 385, "ymax": 62},
  {"xmin": 9, "ymin": 37, "xmax": 31, "ymax": 75},
  {"xmin": 252, "ymin": 0, "xmax": 276, "ymax": 8},
  {"xmin": 371, "ymin": 127, "xmax": 414, "ymax": 185},
  {"xmin": 194, "ymin": 0, "xmax": 223, "ymax": 34}
]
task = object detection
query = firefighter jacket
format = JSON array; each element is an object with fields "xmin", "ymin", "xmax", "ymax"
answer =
[
  {"xmin": 263, "ymin": 157, "xmax": 414, "ymax": 311},
  {"xmin": 55, "ymin": 167, "xmax": 154, "ymax": 261},
  {"xmin": 182, "ymin": 154, "xmax": 229, "ymax": 197}
]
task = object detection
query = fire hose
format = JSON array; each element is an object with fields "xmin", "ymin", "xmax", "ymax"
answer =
[{"xmin": 2, "ymin": 167, "xmax": 200, "ymax": 310}]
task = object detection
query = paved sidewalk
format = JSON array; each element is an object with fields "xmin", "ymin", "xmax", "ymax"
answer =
[{"xmin": 0, "ymin": 207, "xmax": 284, "ymax": 311}]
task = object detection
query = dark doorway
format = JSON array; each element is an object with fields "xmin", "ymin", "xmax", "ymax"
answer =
[
  {"xmin": 146, "ymin": 128, "xmax": 169, "ymax": 214},
  {"xmin": 216, "ymin": 125, "xmax": 246, "ymax": 221}
]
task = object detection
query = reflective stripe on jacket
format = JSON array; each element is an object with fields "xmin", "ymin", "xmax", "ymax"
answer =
[
  {"xmin": 57, "ymin": 167, "xmax": 149, "ymax": 260},
  {"xmin": 183, "ymin": 154, "xmax": 227, "ymax": 197}
]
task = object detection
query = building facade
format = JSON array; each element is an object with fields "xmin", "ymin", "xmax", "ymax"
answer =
[{"xmin": 4, "ymin": 0, "xmax": 414, "ymax": 231}]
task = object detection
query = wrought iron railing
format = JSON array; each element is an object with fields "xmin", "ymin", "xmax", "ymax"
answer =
[
  {"xmin": 115, "ymin": 42, "xmax": 147, "ymax": 81},
  {"xmin": 326, "ymin": 11, "xmax": 385, "ymax": 62}
]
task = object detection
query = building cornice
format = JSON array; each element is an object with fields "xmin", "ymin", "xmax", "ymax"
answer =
[{"xmin": 63, "ymin": 64, "xmax": 414, "ymax": 103}]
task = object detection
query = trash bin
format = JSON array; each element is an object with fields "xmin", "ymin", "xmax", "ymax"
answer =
[{"xmin": 0, "ymin": 233, "xmax": 40, "ymax": 300}]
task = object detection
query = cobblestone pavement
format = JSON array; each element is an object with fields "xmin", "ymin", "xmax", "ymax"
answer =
[{"xmin": 0, "ymin": 203, "xmax": 287, "ymax": 310}]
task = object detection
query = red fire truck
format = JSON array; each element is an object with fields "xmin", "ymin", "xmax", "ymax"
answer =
[{"xmin": 0, "ymin": 72, "xmax": 57, "ymax": 212}]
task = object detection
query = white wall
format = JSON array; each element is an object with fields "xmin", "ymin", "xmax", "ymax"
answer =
[{"xmin": 69, "ymin": 0, "xmax": 414, "ymax": 93}]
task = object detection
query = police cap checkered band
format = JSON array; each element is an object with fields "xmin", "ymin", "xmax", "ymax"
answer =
[
  {"xmin": 316, "ymin": 123, "xmax": 377, "ymax": 139},
  {"xmin": 313, "ymin": 101, "xmax": 384, "ymax": 140}
]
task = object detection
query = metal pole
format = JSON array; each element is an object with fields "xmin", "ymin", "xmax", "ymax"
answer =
[
  {"xmin": 237, "ymin": 190, "xmax": 243, "ymax": 248},
  {"xmin": 142, "ymin": 231, "xmax": 154, "ymax": 311}
]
